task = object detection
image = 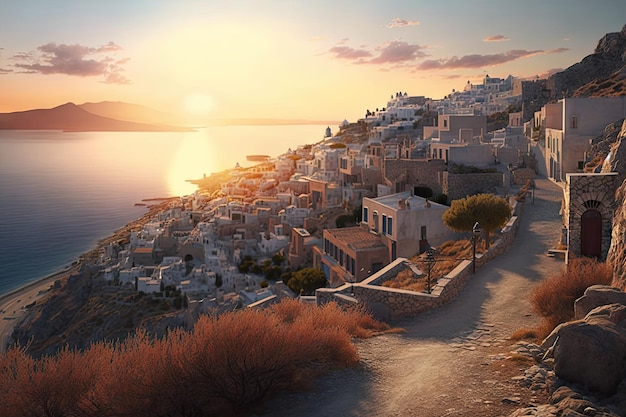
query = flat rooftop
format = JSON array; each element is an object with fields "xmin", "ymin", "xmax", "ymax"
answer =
[{"xmin": 325, "ymin": 227, "xmax": 386, "ymax": 250}]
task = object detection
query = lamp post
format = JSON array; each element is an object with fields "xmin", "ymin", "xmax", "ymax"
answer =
[
  {"xmin": 426, "ymin": 248, "xmax": 436, "ymax": 294},
  {"xmin": 472, "ymin": 222, "xmax": 482, "ymax": 274}
]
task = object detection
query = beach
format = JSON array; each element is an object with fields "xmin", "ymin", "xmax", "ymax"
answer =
[
  {"xmin": 0, "ymin": 264, "xmax": 80, "ymax": 352},
  {"xmin": 0, "ymin": 197, "xmax": 180, "ymax": 353}
]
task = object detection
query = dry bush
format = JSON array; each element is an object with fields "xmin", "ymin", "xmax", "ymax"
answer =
[
  {"xmin": 529, "ymin": 257, "xmax": 613, "ymax": 331},
  {"xmin": 509, "ymin": 327, "xmax": 540, "ymax": 341},
  {"xmin": 0, "ymin": 299, "xmax": 387, "ymax": 417}
]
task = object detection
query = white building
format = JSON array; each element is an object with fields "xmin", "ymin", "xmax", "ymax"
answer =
[{"xmin": 362, "ymin": 191, "xmax": 455, "ymax": 258}]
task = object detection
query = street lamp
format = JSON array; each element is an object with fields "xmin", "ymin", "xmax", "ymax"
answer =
[
  {"xmin": 472, "ymin": 222, "xmax": 482, "ymax": 274},
  {"xmin": 425, "ymin": 248, "xmax": 436, "ymax": 294}
]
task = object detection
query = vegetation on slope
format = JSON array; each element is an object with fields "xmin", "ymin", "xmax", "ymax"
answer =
[
  {"xmin": 528, "ymin": 257, "xmax": 613, "ymax": 338},
  {"xmin": 0, "ymin": 299, "xmax": 389, "ymax": 417}
]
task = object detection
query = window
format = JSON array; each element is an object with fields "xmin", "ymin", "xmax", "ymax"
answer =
[
  {"xmin": 382, "ymin": 214, "xmax": 387, "ymax": 235},
  {"xmin": 578, "ymin": 161, "xmax": 584, "ymax": 170},
  {"xmin": 571, "ymin": 116, "xmax": 578, "ymax": 129},
  {"xmin": 339, "ymin": 249, "xmax": 344, "ymax": 266},
  {"xmin": 324, "ymin": 238, "xmax": 329, "ymax": 254},
  {"xmin": 363, "ymin": 207, "xmax": 369, "ymax": 223},
  {"xmin": 443, "ymin": 119, "xmax": 448, "ymax": 128},
  {"xmin": 387, "ymin": 217, "xmax": 393, "ymax": 236},
  {"xmin": 421, "ymin": 226, "xmax": 427, "ymax": 240}
]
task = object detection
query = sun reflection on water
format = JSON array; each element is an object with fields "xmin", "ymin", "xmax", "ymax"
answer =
[{"xmin": 166, "ymin": 130, "xmax": 216, "ymax": 197}]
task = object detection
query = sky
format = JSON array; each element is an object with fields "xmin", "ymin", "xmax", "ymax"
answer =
[{"xmin": 0, "ymin": 1, "xmax": 624, "ymax": 123}]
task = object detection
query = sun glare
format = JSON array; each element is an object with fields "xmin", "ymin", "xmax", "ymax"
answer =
[
  {"xmin": 184, "ymin": 92, "xmax": 216, "ymax": 116},
  {"xmin": 166, "ymin": 131, "xmax": 216, "ymax": 197}
]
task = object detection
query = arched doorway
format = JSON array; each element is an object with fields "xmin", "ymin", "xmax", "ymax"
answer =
[{"xmin": 581, "ymin": 209, "xmax": 602, "ymax": 258}]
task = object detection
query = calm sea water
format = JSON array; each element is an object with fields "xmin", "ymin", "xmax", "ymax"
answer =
[{"xmin": 0, "ymin": 125, "xmax": 328, "ymax": 296}]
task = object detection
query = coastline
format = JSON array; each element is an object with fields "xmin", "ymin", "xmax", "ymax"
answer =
[{"xmin": 0, "ymin": 196, "xmax": 180, "ymax": 352}]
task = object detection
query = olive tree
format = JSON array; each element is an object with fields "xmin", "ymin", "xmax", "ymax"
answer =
[
  {"xmin": 442, "ymin": 193, "xmax": 511, "ymax": 248},
  {"xmin": 287, "ymin": 268, "xmax": 327, "ymax": 295}
]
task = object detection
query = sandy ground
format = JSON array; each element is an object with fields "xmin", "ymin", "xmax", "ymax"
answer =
[
  {"xmin": 258, "ymin": 178, "xmax": 565, "ymax": 417},
  {"xmin": 0, "ymin": 264, "xmax": 81, "ymax": 352}
]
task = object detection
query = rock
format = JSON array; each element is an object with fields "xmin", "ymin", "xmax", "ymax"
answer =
[
  {"xmin": 585, "ymin": 304, "xmax": 626, "ymax": 327},
  {"xmin": 574, "ymin": 286, "xmax": 626, "ymax": 320},
  {"xmin": 608, "ymin": 176, "xmax": 626, "ymax": 290},
  {"xmin": 550, "ymin": 316, "xmax": 626, "ymax": 395}
]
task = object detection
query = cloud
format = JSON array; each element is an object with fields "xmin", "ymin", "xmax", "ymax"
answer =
[
  {"xmin": 0, "ymin": 67, "xmax": 12, "ymax": 74},
  {"xmin": 329, "ymin": 40, "xmax": 426, "ymax": 65},
  {"xmin": 386, "ymin": 18, "xmax": 420, "ymax": 28},
  {"xmin": 483, "ymin": 35, "xmax": 510, "ymax": 42},
  {"xmin": 417, "ymin": 48, "xmax": 568, "ymax": 70},
  {"xmin": 548, "ymin": 47, "xmax": 569, "ymax": 54},
  {"xmin": 370, "ymin": 41, "xmax": 427, "ymax": 64},
  {"xmin": 6, "ymin": 42, "xmax": 130, "ymax": 83},
  {"xmin": 328, "ymin": 46, "xmax": 372, "ymax": 61}
]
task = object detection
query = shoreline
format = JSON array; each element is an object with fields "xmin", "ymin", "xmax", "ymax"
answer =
[{"xmin": 0, "ymin": 196, "xmax": 182, "ymax": 352}]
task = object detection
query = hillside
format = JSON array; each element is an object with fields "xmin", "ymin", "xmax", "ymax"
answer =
[
  {"xmin": 547, "ymin": 24, "xmax": 626, "ymax": 98},
  {"xmin": 0, "ymin": 102, "xmax": 193, "ymax": 132},
  {"xmin": 78, "ymin": 101, "xmax": 182, "ymax": 126}
]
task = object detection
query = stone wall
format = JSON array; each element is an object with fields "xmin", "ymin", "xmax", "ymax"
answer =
[
  {"xmin": 383, "ymin": 159, "xmax": 446, "ymax": 195},
  {"xmin": 442, "ymin": 171, "xmax": 505, "ymax": 202},
  {"xmin": 316, "ymin": 202, "xmax": 522, "ymax": 321},
  {"xmin": 511, "ymin": 167, "xmax": 535, "ymax": 185}
]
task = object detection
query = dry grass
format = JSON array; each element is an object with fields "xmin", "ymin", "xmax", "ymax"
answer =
[
  {"xmin": 509, "ymin": 327, "xmax": 540, "ymax": 341},
  {"xmin": 0, "ymin": 299, "xmax": 391, "ymax": 417},
  {"xmin": 529, "ymin": 257, "xmax": 613, "ymax": 334},
  {"xmin": 382, "ymin": 239, "xmax": 485, "ymax": 292}
]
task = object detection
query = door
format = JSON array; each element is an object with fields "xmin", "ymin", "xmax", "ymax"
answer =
[{"xmin": 581, "ymin": 209, "xmax": 602, "ymax": 258}]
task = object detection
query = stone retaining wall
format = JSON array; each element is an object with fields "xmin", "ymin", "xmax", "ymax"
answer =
[
  {"xmin": 443, "ymin": 171, "xmax": 505, "ymax": 202},
  {"xmin": 317, "ymin": 200, "xmax": 523, "ymax": 321}
]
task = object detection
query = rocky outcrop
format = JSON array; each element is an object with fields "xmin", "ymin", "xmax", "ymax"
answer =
[
  {"xmin": 547, "ymin": 24, "xmax": 626, "ymax": 99},
  {"xmin": 574, "ymin": 285, "xmax": 626, "ymax": 319},
  {"xmin": 549, "ymin": 307, "xmax": 626, "ymax": 395},
  {"xmin": 542, "ymin": 290, "xmax": 626, "ymax": 396},
  {"xmin": 585, "ymin": 119, "xmax": 626, "ymax": 170},
  {"xmin": 603, "ymin": 120, "xmax": 626, "ymax": 290}
]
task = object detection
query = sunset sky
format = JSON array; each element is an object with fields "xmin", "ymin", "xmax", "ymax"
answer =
[{"xmin": 1, "ymin": 1, "xmax": 624, "ymax": 123}]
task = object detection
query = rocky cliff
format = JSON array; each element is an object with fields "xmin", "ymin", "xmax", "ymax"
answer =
[
  {"xmin": 603, "ymin": 120, "xmax": 626, "ymax": 289},
  {"xmin": 547, "ymin": 24, "xmax": 626, "ymax": 99}
]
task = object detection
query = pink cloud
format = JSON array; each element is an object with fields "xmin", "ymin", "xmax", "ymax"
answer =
[
  {"xmin": 386, "ymin": 18, "xmax": 420, "ymax": 28},
  {"xmin": 329, "ymin": 40, "xmax": 426, "ymax": 65},
  {"xmin": 483, "ymin": 35, "xmax": 510, "ymax": 42},
  {"xmin": 370, "ymin": 41, "xmax": 427, "ymax": 64},
  {"xmin": 7, "ymin": 42, "xmax": 130, "ymax": 84},
  {"xmin": 417, "ymin": 48, "xmax": 568, "ymax": 70},
  {"xmin": 328, "ymin": 46, "xmax": 372, "ymax": 61}
]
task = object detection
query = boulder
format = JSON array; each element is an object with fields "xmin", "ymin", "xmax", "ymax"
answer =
[
  {"xmin": 574, "ymin": 285, "xmax": 626, "ymax": 319},
  {"xmin": 547, "ymin": 312, "xmax": 626, "ymax": 395}
]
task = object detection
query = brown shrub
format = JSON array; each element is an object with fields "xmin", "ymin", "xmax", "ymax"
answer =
[
  {"xmin": 0, "ymin": 299, "xmax": 387, "ymax": 417},
  {"xmin": 509, "ymin": 327, "xmax": 540, "ymax": 341},
  {"xmin": 529, "ymin": 257, "xmax": 612, "ymax": 330}
]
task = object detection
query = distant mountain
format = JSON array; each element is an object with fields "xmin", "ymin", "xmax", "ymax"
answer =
[
  {"xmin": 0, "ymin": 102, "xmax": 193, "ymax": 132},
  {"xmin": 78, "ymin": 101, "xmax": 183, "ymax": 126},
  {"xmin": 547, "ymin": 24, "xmax": 626, "ymax": 98}
]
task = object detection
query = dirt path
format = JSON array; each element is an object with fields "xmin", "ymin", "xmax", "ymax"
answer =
[{"xmin": 260, "ymin": 178, "xmax": 565, "ymax": 417}]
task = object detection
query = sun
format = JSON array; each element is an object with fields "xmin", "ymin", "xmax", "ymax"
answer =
[{"xmin": 184, "ymin": 92, "xmax": 216, "ymax": 116}]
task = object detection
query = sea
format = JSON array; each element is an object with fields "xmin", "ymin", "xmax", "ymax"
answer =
[{"xmin": 0, "ymin": 125, "xmax": 328, "ymax": 297}]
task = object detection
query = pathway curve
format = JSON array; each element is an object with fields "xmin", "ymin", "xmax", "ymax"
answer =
[{"xmin": 260, "ymin": 177, "xmax": 565, "ymax": 417}]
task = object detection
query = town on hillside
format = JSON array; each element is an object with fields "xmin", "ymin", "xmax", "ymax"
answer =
[
  {"xmin": 12, "ymin": 60, "xmax": 626, "ymax": 353},
  {"xmin": 55, "ymin": 73, "xmax": 624, "ymax": 323}
]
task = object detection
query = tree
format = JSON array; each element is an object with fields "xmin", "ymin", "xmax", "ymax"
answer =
[
  {"xmin": 442, "ymin": 193, "xmax": 511, "ymax": 248},
  {"xmin": 287, "ymin": 268, "xmax": 327, "ymax": 295}
]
